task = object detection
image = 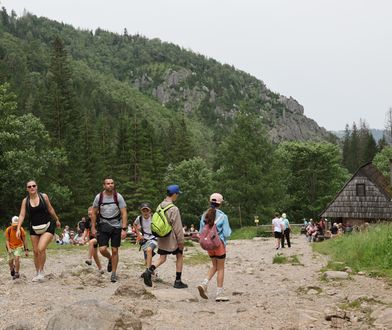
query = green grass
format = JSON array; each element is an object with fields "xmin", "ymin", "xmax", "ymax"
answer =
[
  {"xmin": 273, "ymin": 253, "xmax": 303, "ymax": 265},
  {"xmin": 313, "ymin": 224, "xmax": 392, "ymax": 279},
  {"xmin": 230, "ymin": 226, "xmax": 272, "ymax": 240},
  {"xmin": 184, "ymin": 252, "xmax": 210, "ymax": 265}
]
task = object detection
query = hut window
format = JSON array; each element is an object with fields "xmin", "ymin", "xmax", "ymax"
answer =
[{"xmin": 356, "ymin": 183, "xmax": 366, "ymax": 196}]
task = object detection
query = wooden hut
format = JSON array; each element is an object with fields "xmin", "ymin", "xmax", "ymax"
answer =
[{"xmin": 320, "ymin": 162, "xmax": 392, "ymax": 226}]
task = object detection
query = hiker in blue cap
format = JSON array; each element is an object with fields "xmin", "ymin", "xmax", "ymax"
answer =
[{"xmin": 142, "ymin": 184, "xmax": 188, "ymax": 289}]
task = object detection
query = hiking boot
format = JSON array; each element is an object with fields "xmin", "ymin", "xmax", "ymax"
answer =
[
  {"xmin": 197, "ymin": 284, "xmax": 208, "ymax": 299},
  {"xmin": 173, "ymin": 280, "xmax": 188, "ymax": 289},
  {"xmin": 10, "ymin": 267, "xmax": 15, "ymax": 277},
  {"xmin": 110, "ymin": 273, "xmax": 118, "ymax": 283},
  {"xmin": 142, "ymin": 269, "xmax": 152, "ymax": 287},
  {"xmin": 107, "ymin": 258, "xmax": 112, "ymax": 272},
  {"xmin": 85, "ymin": 259, "xmax": 92, "ymax": 266}
]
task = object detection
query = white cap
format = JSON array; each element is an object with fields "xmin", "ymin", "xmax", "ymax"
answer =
[
  {"xmin": 282, "ymin": 213, "xmax": 287, "ymax": 218},
  {"xmin": 11, "ymin": 216, "xmax": 19, "ymax": 225},
  {"xmin": 210, "ymin": 193, "xmax": 224, "ymax": 204}
]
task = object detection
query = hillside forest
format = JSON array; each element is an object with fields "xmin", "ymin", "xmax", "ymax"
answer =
[{"xmin": 0, "ymin": 8, "xmax": 390, "ymax": 227}]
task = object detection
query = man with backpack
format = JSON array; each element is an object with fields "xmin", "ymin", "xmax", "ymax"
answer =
[
  {"xmin": 91, "ymin": 177, "xmax": 128, "ymax": 283},
  {"xmin": 133, "ymin": 202, "xmax": 157, "ymax": 276},
  {"xmin": 141, "ymin": 184, "xmax": 188, "ymax": 289}
]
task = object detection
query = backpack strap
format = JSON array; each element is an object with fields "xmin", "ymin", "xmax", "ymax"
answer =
[
  {"xmin": 161, "ymin": 203, "xmax": 174, "ymax": 212},
  {"xmin": 98, "ymin": 191, "xmax": 121, "ymax": 220},
  {"xmin": 137, "ymin": 215, "xmax": 144, "ymax": 236}
]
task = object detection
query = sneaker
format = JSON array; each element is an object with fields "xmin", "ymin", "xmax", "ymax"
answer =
[
  {"xmin": 197, "ymin": 284, "xmax": 208, "ymax": 299},
  {"xmin": 99, "ymin": 268, "xmax": 105, "ymax": 275},
  {"xmin": 173, "ymin": 280, "xmax": 188, "ymax": 289},
  {"xmin": 215, "ymin": 288, "xmax": 229, "ymax": 302},
  {"xmin": 110, "ymin": 273, "xmax": 118, "ymax": 283},
  {"xmin": 107, "ymin": 258, "xmax": 112, "ymax": 272},
  {"xmin": 215, "ymin": 295, "xmax": 230, "ymax": 302},
  {"xmin": 13, "ymin": 272, "xmax": 20, "ymax": 280},
  {"xmin": 10, "ymin": 267, "xmax": 15, "ymax": 277},
  {"xmin": 142, "ymin": 269, "xmax": 152, "ymax": 287},
  {"xmin": 85, "ymin": 259, "xmax": 92, "ymax": 266},
  {"xmin": 32, "ymin": 273, "xmax": 45, "ymax": 282}
]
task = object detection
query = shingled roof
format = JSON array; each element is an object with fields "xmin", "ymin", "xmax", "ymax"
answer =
[{"xmin": 320, "ymin": 162, "xmax": 392, "ymax": 220}]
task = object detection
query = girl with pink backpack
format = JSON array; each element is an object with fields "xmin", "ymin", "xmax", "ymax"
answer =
[{"xmin": 197, "ymin": 193, "xmax": 231, "ymax": 302}]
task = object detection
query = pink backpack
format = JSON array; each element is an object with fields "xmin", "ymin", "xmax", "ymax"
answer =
[{"xmin": 199, "ymin": 216, "xmax": 223, "ymax": 250}]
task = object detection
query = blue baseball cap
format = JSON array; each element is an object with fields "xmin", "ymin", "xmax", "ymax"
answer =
[{"xmin": 167, "ymin": 184, "xmax": 181, "ymax": 195}]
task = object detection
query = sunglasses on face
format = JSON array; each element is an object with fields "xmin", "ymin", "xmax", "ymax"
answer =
[{"xmin": 27, "ymin": 185, "xmax": 37, "ymax": 189}]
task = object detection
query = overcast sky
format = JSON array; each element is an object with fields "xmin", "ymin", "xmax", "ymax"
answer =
[{"xmin": 2, "ymin": 0, "xmax": 391, "ymax": 131}]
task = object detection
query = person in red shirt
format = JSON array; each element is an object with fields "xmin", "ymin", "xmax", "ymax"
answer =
[{"xmin": 5, "ymin": 216, "xmax": 29, "ymax": 279}]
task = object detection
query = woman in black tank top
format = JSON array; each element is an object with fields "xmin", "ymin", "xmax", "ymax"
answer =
[{"xmin": 16, "ymin": 180, "xmax": 61, "ymax": 282}]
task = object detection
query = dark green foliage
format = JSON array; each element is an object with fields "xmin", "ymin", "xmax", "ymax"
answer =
[
  {"xmin": 342, "ymin": 121, "xmax": 378, "ymax": 173},
  {"xmin": 215, "ymin": 112, "xmax": 282, "ymax": 226},
  {"xmin": 275, "ymin": 141, "xmax": 349, "ymax": 221}
]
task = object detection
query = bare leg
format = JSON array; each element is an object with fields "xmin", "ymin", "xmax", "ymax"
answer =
[
  {"xmin": 93, "ymin": 247, "xmax": 102, "ymax": 270},
  {"xmin": 30, "ymin": 235, "xmax": 40, "ymax": 273},
  {"xmin": 14, "ymin": 256, "xmax": 21, "ymax": 273},
  {"xmin": 37, "ymin": 233, "xmax": 53, "ymax": 272},
  {"xmin": 216, "ymin": 258, "xmax": 225, "ymax": 288},
  {"xmin": 145, "ymin": 247, "xmax": 153, "ymax": 268},
  {"xmin": 175, "ymin": 253, "xmax": 184, "ymax": 273},
  {"xmin": 111, "ymin": 247, "xmax": 119, "ymax": 272},
  {"xmin": 153, "ymin": 254, "xmax": 167, "ymax": 269},
  {"xmin": 207, "ymin": 258, "xmax": 218, "ymax": 280}
]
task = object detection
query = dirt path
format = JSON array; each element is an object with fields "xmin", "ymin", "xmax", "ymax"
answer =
[{"xmin": 1, "ymin": 235, "xmax": 392, "ymax": 329}]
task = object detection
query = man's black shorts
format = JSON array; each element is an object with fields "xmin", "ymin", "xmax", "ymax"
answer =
[
  {"xmin": 158, "ymin": 247, "xmax": 183, "ymax": 255},
  {"xmin": 97, "ymin": 226, "xmax": 121, "ymax": 248}
]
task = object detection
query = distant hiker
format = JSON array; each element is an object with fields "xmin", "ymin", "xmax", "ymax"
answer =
[
  {"xmin": 272, "ymin": 212, "xmax": 284, "ymax": 250},
  {"xmin": 91, "ymin": 177, "xmax": 128, "ymax": 283},
  {"xmin": 16, "ymin": 180, "xmax": 61, "ymax": 282},
  {"xmin": 197, "ymin": 193, "xmax": 232, "ymax": 302},
  {"xmin": 280, "ymin": 213, "xmax": 291, "ymax": 248},
  {"xmin": 84, "ymin": 207, "xmax": 104, "ymax": 274},
  {"xmin": 5, "ymin": 216, "xmax": 29, "ymax": 279},
  {"xmin": 141, "ymin": 184, "xmax": 188, "ymax": 289},
  {"xmin": 133, "ymin": 202, "xmax": 157, "ymax": 275}
]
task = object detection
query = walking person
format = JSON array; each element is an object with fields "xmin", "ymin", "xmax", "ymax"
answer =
[
  {"xmin": 84, "ymin": 206, "xmax": 104, "ymax": 274},
  {"xmin": 5, "ymin": 216, "xmax": 29, "ymax": 279},
  {"xmin": 16, "ymin": 180, "xmax": 61, "ymax": 282},
  {"xmin": 91, "ymin": 177, "xmax": 128, "ymax": 283},
  {"xmin": 197, "ymin": 193, "xmax": 232, "ymax": 302},
  {"xmin": 141, "ymin": 184, "xmax": 188, "ymax": 289},
  {"xmin": 133, "ymin": 202, "xmax": 157, "ymax": 276},
  {"xmin": 280, "ymin": 213, "xmax": 291, "ymax": 248},
  {"xmin": 272, "ymin": 212, "xmax": 284, "ymax": 250}
]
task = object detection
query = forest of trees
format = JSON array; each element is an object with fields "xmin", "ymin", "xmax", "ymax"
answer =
[{"xmin": 1, "ymin": 8, "xmax": 391, "ymax": 228}]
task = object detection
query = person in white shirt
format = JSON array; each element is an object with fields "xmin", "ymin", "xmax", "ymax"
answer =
[{"xmin": 271, "ymin": 212, "xmax": 284, "ymax": 250}]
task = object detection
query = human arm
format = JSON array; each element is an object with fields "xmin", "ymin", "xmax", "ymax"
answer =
[
  {"xmin": 43, "ymin": 194, "xmax": 61, "ymax": 228},
  {"xmin": 16, "ymin": 198, "xmax": 27, "ymax": 239},
  {"xmin": 171, "ymin": 208, "xmax": 184, "ymax": 249},
  {"xmin": 21, "ymin": 229, "xmax": 29, "ymax": 255},
  {"xmin": 120, "ymin": 207, "xmax": 128, "ymax": 240},
  {"xmin": 221, "ymin": 215, "xmax": 232, "ymax": 239},
  {"xmin": 5, "ymin": 229, "xmax": 11, "ymax": 252}
]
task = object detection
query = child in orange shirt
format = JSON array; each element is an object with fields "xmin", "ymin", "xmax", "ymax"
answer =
[{"xmin": 5, "ymin": 216, "xmax": 29, "ymax": 279}]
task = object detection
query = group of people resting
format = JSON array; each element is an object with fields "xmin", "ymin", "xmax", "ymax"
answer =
[{"xmin": 5, "ymin": 178, "xmax": 232, "ymax": 302}]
